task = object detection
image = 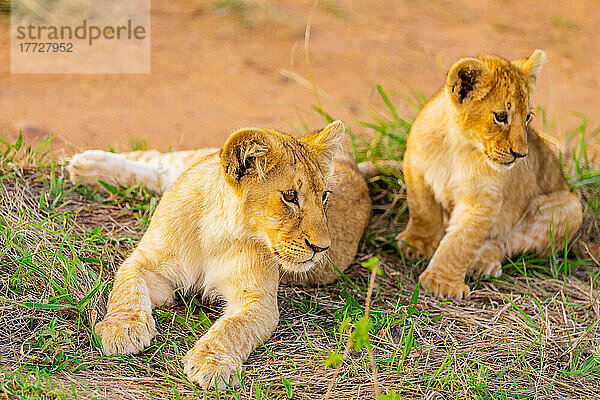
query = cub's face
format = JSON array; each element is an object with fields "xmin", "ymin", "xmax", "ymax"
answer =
[
  {"xmin": 447, "ymin": 50, "xmax": 546, "ymax": 171},
  {"xmin": 220, "ymin": 121, "xmax": 344, "ymax": 273},
  {"xmin": 251, "ymin": 156, "xmax": 332, "ymax": 272}
]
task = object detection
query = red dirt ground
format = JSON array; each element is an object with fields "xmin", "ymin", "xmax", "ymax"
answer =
[{"xmin": 0, "ymin": 0, "xmax": 598, "ymax": 154}]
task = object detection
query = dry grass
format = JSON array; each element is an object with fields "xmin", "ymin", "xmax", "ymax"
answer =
[{"xmin": 1, "ymin": 100, "xmax": 600, "ymax": 399}]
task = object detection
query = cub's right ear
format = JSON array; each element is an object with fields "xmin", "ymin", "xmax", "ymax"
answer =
[
  {"xmin": 512, "ymin": 49, "xmax": 546, "ymax": 93},
  {"xmin": 299, "ymin": 120, "xmax": 345, "ymax": 176},
  {"xmin": 446, "ymin": 58, "xmax": 491, "ymax": 106},
  {"xmin": 221, "ymin": 128, "xmax": 274, "ymax": 186}
]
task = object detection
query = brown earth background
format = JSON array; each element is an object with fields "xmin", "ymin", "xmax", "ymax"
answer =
[{"xmin": 0, "ymin": 0, "xmax": 599, "ymax": 155}]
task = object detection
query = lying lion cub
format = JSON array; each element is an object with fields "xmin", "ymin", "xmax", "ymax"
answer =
[
  {"xmin": 69, "ymin": 121, "xmax": 371, "ymax": 388},
  {"xmin": 398, "ymin": 49, "xmax": 583, "ymax": 300}
]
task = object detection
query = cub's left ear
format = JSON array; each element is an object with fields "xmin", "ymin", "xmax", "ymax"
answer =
[
  {"xmin": 513, "ymin": 49, "xmax": 546, "ymax": 93},
  {"xmin": 300, "ymin": 120, "xmax": 345, "ymax": 175}
]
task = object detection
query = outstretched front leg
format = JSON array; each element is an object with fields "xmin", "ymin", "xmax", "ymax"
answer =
[
  {"xmin": 183, "ymin": 258, "xmax": 280, "ymax": 390},
  {"xmin": 95, "ymin": 249, "xmax": 174, "ymax": 354}
]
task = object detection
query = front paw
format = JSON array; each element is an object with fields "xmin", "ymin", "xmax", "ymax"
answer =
[
  {"xmin": 419, "ymin": 266, "xmax": 470, "ymax": 300},
  {"xmin": 396, "ymin": 231, "xmax": 439, "ymax": 261},
  {"xmin": 95, "ymin": 308, "xmax": 156, "ymax": 355},
  {"xmin": 183, "ymin": 339, "xmax": 242, "ymax": 390}
]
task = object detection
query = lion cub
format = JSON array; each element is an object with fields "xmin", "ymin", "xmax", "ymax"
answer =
[
  {"xmin": 84, "ymin": 121, "xmax": 371, "ymax": 388},
  {"xmin": 398, "ymin": 50, "xmax": 582, "ymax": 300}
]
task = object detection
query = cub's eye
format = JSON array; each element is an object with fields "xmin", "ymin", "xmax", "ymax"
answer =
[
  {"xmin": 322, "ymin": 190, "xmax": 332, "ymax": 205},
  {"xmin": 282, "ymin": 190, "xmax": 297, "ymax": 204},
  {"xmin": 525, "ymin": 111, "xmax": 534, "ymax": 124},
  {"xmin": 494, "ymin": 111, "xmax": 508, "ymax": 124}
]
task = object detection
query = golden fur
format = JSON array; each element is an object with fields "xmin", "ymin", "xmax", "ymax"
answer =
[
  {"xmin": 68, "ymin": 121, "xmax": 371, "ymax": 388},
  {"xmin": 398, "ymin": 50, "xmax": 583, "ymax": 300}
]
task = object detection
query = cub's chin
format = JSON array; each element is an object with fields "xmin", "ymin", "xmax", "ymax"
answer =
[
  {"xmin": 279, "ymin": 260, "xmax": 316, "ymax": 274},
  {"xmin": 274, "ymin": 252, "xmax": 326, "ymax": 274},
  {"xmin": 485, "ymin": 157, "xmax": 519, "ymax": 172}
]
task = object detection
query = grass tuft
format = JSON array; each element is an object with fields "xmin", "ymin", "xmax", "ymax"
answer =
[{"xmin": 1, "ymin": 89, "xmax": 600, "ymax": 398}]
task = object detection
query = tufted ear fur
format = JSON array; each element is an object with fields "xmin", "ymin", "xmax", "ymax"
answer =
[
  {"xmin": 300, "ymin": 120, "xmax": 345, "ymax": 175},
  {"xmin": 447, "ymin": 58, "xmax": 491, "ymax": 106},
  {"xmin": 221, "ymin": 128, "xmax": 274, "ymax": 186},
  {"xmin": 512, "ymin": 49, "xmax": 546, "ymax": 93}
]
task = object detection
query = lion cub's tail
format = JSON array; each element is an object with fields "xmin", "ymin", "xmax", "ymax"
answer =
[
  {"xmin": 572, "ymin": 240, "xmax": 600, "ymax": 264},
  {"xmin": 357, "ymin": 160, "xmax": 403, "ymax": 179}
]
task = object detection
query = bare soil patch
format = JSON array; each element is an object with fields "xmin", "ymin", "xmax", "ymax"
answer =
[{"xmin": 0, "ymin": 0, "xmax": 598, "ymax": 153}]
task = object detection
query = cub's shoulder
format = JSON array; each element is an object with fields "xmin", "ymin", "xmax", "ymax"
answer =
[{"xmin": 527, "ymin": 128, "xmax": 569, "ymax": 191}]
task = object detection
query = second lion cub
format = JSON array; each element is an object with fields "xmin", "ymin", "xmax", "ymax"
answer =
[{"xmin": 398, "ymin": 50, "xmax": 582, "ymax": 300}]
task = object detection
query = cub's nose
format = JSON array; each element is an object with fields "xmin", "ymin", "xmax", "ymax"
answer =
[
  {"xmin": 304, "ymin": 238, "xmax": 330, "ymax": 254},
  {"xmin": 509, "ymin": 148, "xmax": 527, "ymax": 159}
]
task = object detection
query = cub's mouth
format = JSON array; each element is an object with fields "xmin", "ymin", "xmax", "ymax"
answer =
[
  {"xmin": 271, "ymin": 247, "xmax": 325, "ymax": 273},
  {"xmin": 484, "ymin": 153, "xmax": 521, "ymax": 172}
]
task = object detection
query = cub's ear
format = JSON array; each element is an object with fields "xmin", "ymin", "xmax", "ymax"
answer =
[
  {"xmin": 221, "ymin": 128, "xmax": 274, "ymax": 186},
  {"xmin": 446, "ymin": 58, "xmax": 491, "ymax": 105},
  {"xmin": 512, "ymin": 49, "xmax": 546, "ymax": 93},
  {"xmin": 300, "ymin": 120, "xmax": 345, "ymax": 175}
]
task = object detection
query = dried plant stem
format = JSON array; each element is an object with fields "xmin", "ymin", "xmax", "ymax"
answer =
[
  {"xmin": 324, "ymin": 263, "xmax": 381, "ymax": 399},
  {"xmin": 364, "ymin": 263, "xmax": 381, "ymax": 398},
  {"xmin": 303, "ymin": 0, "xmax": 323, "ymax": 110}
]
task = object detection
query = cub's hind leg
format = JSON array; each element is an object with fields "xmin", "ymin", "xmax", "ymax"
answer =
[
  {"xmin": 120, "ymin": 148, "xmax": 218, "ymax": 174},
  {"xmin": 95, "ymin": 250, "xmax": 174, "ymax": 355},
  {"xmin": 68, "ymin": 150, "xmax": 173, "ymax": 193},
  {"xmin": 505, "ymin": 191, "xmax": 582, "ymax": 258},
  {"xmin": 467, "ymin": 192, "xmax": 581, "ymax": 279},
  {"xmin": 69, "ymin": 149, "xmax": 218, "ymax": 193},
  {"xmin": 467, "ymin": 239, "xmax": 504, "ymax": 278}
]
